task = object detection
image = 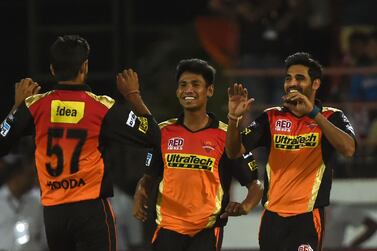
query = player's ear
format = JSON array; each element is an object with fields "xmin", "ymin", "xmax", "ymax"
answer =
[
  {"xmin": 80, "ymin": 60, "xmax": 88, "ymax": 74},
  {"xmin": 50, "ymin": 65, "xmax": 55, "ymax": 76},
  {"xmin": 207, "ymin": 84, "xmax": 214, "ymax": 98},
  {"xmin": 312, "ymin": 79, "xmax": 320, "ymax": 91}
]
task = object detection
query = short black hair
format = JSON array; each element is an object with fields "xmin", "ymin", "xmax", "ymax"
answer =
[
  {"xmin": 176, "ymin": 58, "xmax": 216, "ymax": 86},
  {"xmin": 50, "ymin": 35, "xmax": 90, "ymax": 81},
  {"xmin": 284, "ymin": 52, "xmax": 323, "ymax": 81}
]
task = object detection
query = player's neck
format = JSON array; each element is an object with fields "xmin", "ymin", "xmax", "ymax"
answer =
[
  {"xmin": 183, "ymin": 110, "xmax": 210, "ymax": 131},
  {"xmin": 58, "ymin": 81, "xmax": 84, "ymax": 85},
  {"xmin": 58, "ymin": 73, "xmax": 86, "ymax": 85}
]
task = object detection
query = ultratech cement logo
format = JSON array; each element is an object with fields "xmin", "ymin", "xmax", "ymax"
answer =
[
  {"xmin": 273, "ymin": 133, "xmax": 319, "ymax": 150},
  {"xmin": 165, "ymin": 153, "xmax": 215, "ymax": 171},
  {"xmin": 47, "ymin": 178, "xmax": 86, "ymax": 190}
]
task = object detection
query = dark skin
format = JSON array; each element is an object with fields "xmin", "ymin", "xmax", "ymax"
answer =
[
  {"xmin": 133, "ymin": 71, "xmax": 263, "ymax": 222},
  {"xmin": 226, "ymin": 64, "xmax": 355, "ymax": 159},
  {"xmin": 14, "ymin": 62, "xmax": 149, "ymax": 116}
]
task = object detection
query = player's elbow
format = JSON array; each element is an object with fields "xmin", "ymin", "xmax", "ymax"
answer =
[
  {"xmin": 254, "ymin": 180, "xmax": 264, "ymax": 198},
  {"xmin": 343, "ymin": 146, "xmax": 355, "ymax": 157},
  {"xmin": 341, "ymin": 142, "xmax": 356, "ymax": 157},
  {"xmin": 225, "ymin": 148, "xmax": 239, "ymax": 159}
]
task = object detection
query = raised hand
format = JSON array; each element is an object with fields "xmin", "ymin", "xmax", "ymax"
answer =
[
  {"xmin": 282, "ymin": 90, "xmax": 313, "ymax": 117},
  {"xmin": 116, "ymin": 69, "xmax": 140, "ymax": 99},
  {"xmin": 228, "ymin": 83, "xmax": 254, "ymax": 117},
  {"xmin": 14, "ymin": 78, "xmax": 41, "ymax": 108}
]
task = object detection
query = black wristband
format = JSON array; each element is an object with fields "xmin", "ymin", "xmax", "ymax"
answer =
[{"xmin": 308, "ymin": 105, "xmax": 320, "ymax": 119}]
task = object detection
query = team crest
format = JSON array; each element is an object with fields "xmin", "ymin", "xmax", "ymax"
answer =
[
  {"xmin": 305, "ymin": 122, "xmax": 318, "ymax": 129},
  {"xmin": 167, "ymin": 137, "xmax": 184, "ymax": 150},
  {"xmin": 201, "ymin": 140, "xmax": 215, "ymax": 153}
]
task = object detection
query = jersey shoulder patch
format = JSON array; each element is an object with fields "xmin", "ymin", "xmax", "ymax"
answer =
[
  {"xmin": 322, "ymin": 106, "xmax": 342, "ymax": 113},
  {"xmin": 264, "ymin": 106, "xmax": 282, "ymax": 113},
  {"xmin": 25, "ymin": 91, "xmax": 54, "ymax": 108},
  {"xmin": 85, "ymin": 92, "xmax": 115, "ymax": 109},
  {"xmin": 218, "ymin": 121, "xmax": 228, "ymax": 132},
  {"xmin": 159, "ymin": 118, "xmax": 178, "ymax": 129}
]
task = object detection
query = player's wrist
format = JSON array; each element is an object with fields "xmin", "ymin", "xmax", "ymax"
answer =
[
  {"xmin": 123, "ymin": 89, "xmax": 140, "ymax": 98},
  {"xmin": 307, "ymin": 105, "xmax": 320, "ymax": 119},
  {"xmin": 227, "ymin": 113, "xmax": 243, "ymax": 128}
]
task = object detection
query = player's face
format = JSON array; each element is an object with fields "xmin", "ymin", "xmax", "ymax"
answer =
[
  {"xmin": 176, "ymin": 72, "xmax": 213, "ymax": 111},
  {"xmin": 284, "ymin": 65, "xmax": 315, "ymax": 99}
]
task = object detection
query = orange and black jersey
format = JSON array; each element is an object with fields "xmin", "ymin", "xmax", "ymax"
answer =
[
  {"xmin": 0, "ymin": 84, "xmax": 160, "ymax": 206},
  {"xmin": 241, "ymin": 101, "xmax": 356, "ymax": 216},
  {"xmin": 146, "ymin": 113, "xmax": 258, "ymax": 236}
]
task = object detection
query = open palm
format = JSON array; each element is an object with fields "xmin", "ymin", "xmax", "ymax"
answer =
[{"xmin": 228, "ymin": 83, "xmax": 254, "ymax": 117}]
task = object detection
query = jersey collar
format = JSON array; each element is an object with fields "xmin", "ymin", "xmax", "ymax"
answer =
[
  {"xmin": 282, "ymin": 99, "xmax": 323, "ymax": 114},
  {"xmin": 53, "ymin": 83, "xmax": 92, "ymax": 91},
  {"xmin": 177, "ymin": 112, "xmax": 219, "ymax": 129}
]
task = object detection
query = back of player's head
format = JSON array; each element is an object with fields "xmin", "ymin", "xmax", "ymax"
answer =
[
  {"xmin": 176, "ymin": 58, "xmax": 216, "ymax": 87},
  {"xmin": 50, "ymin": 35, "xmax": 90, "ymax": 81},
  {"xmin": 284, "ymin": 52, "xmax": 323, "ymax": 81}
]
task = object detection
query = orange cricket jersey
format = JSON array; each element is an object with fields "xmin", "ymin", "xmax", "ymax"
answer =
[
  {"xmin": 241, "ymin": 103, "xmax": 355, "ymax": 216},
  {"xmin": 0, "ymin": 84, "xmax": 160, "ymax": 206},
  {"xmin": 27, "ymin": 88, "xmax": 111, "ymax": 206},
  {"xmin": 147, "ymin": 113, "xmax": 258, "ymax": 236}
]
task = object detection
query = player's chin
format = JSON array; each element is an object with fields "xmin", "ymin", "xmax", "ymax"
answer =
[
  {"xmin": 183, "ymin": 104, "xmax": 201, "ymax": 112},
  {"xmin": 180, "ymin": 100, "xmax": 196, "ymax": 107}
]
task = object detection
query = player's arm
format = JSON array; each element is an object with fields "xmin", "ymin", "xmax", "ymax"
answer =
[
  {"xmin": 221, "ymin": 152, "xmax": 263, "ymax": 218},
  {"xmin": 133, "ymin": 149, "xmax": 162, "ymax": 222},
  {"xmin": 0, "ymin": 79, "xmax": 40, "ymax": 156},
  {"xmin": 226, "ymin": 83, "xmax": 254, "ymax": 159},
  {"xmin": 116, "ymin": 68, "xmax": 151, "ymax": 116},
  {"xmin": 314, "ymin": 111, "xmax": 355, "ymax": 157},
  {"xmin": 133, "ymin": 174, "xmax": 156, "ymax": 222},
  {"xmin": 283, "ymin": 91, "xmax": 355, "ymax": 157},
  {"xmin": 113, "ymin": 68, "xmax": 160, "ymax": 147},
  {"xmin": 220, "ymin": 179, "xmax": 263, "ymax": 218}
]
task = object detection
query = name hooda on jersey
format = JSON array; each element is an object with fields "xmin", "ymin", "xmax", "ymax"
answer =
[
  {"xmin": 273, "ymin": 133, "xmax": 319, "ymax": 150},
  {"xmin": 165, "ymin": 153, "xmax": 215, "ymax": 171},
  {"xmin": 51, "ymin": 100, "xmax": 85, "ymax": 124}
]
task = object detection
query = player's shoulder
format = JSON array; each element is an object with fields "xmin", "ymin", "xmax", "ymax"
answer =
[
  {"xmin": 217, "ymin": 120, "xmax": 228, "ymax": 132},
  {"xmin": 85, "ymin": 92, "xmax": 115, "ymax": 109},
  {"xmin": 159, "ymin": 118, "xmax": 178, "ymax": 129},
  {"xmin": 322, "ymin": 106, "xmax": 342, "ymax": 113},
  {"xmin": 264, "ymin": 106, "xmax": 283, "ymax": 113},
  {"xmin": 25, "ymin": 91, "xmax": 54, "ymax": 108}
]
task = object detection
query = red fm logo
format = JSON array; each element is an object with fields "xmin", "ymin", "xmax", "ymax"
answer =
[
  {"xmin": 298, "ymin": 244, "xmax": 313, "ymax": 251},
  {"xmin": 275, "ymin": 119, "xmax": 292, "ymax": 132},
  {"xmin": 167, "ymin": 137, "xmax": 184, "ymax": 150}
]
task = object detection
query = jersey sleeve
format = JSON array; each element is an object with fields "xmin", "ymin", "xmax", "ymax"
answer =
[
  {"xmin": 241, "ymin": 112, "xmax": 270, "ymax": 152},
  {"xmin": 101, "ymin": 102, "xmax": 161, "ymax": 149},
  {"xmin": 144, "ymin": 147, "xmax": 164, "ymax": 178},
  {"xmin": 328, "ymin": 110, "xmax": 356, "ymax": 139},
  {"xmin": 230, "ymin": 151, "xmax": 258, "ymax": 186},
  {"xmin": 0, "ymin": 103, "xmax": 34, "ymax": 156}
]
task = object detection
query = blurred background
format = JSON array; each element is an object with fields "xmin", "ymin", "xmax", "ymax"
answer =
[{"xmin": 0, "ymin": 0, "xmax": 377, "ymax": 250}]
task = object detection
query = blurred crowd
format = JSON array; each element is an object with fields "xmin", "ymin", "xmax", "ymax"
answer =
[{"xmin": 133, "ymin": 2, "xmax": 377, "ymax": 178}]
